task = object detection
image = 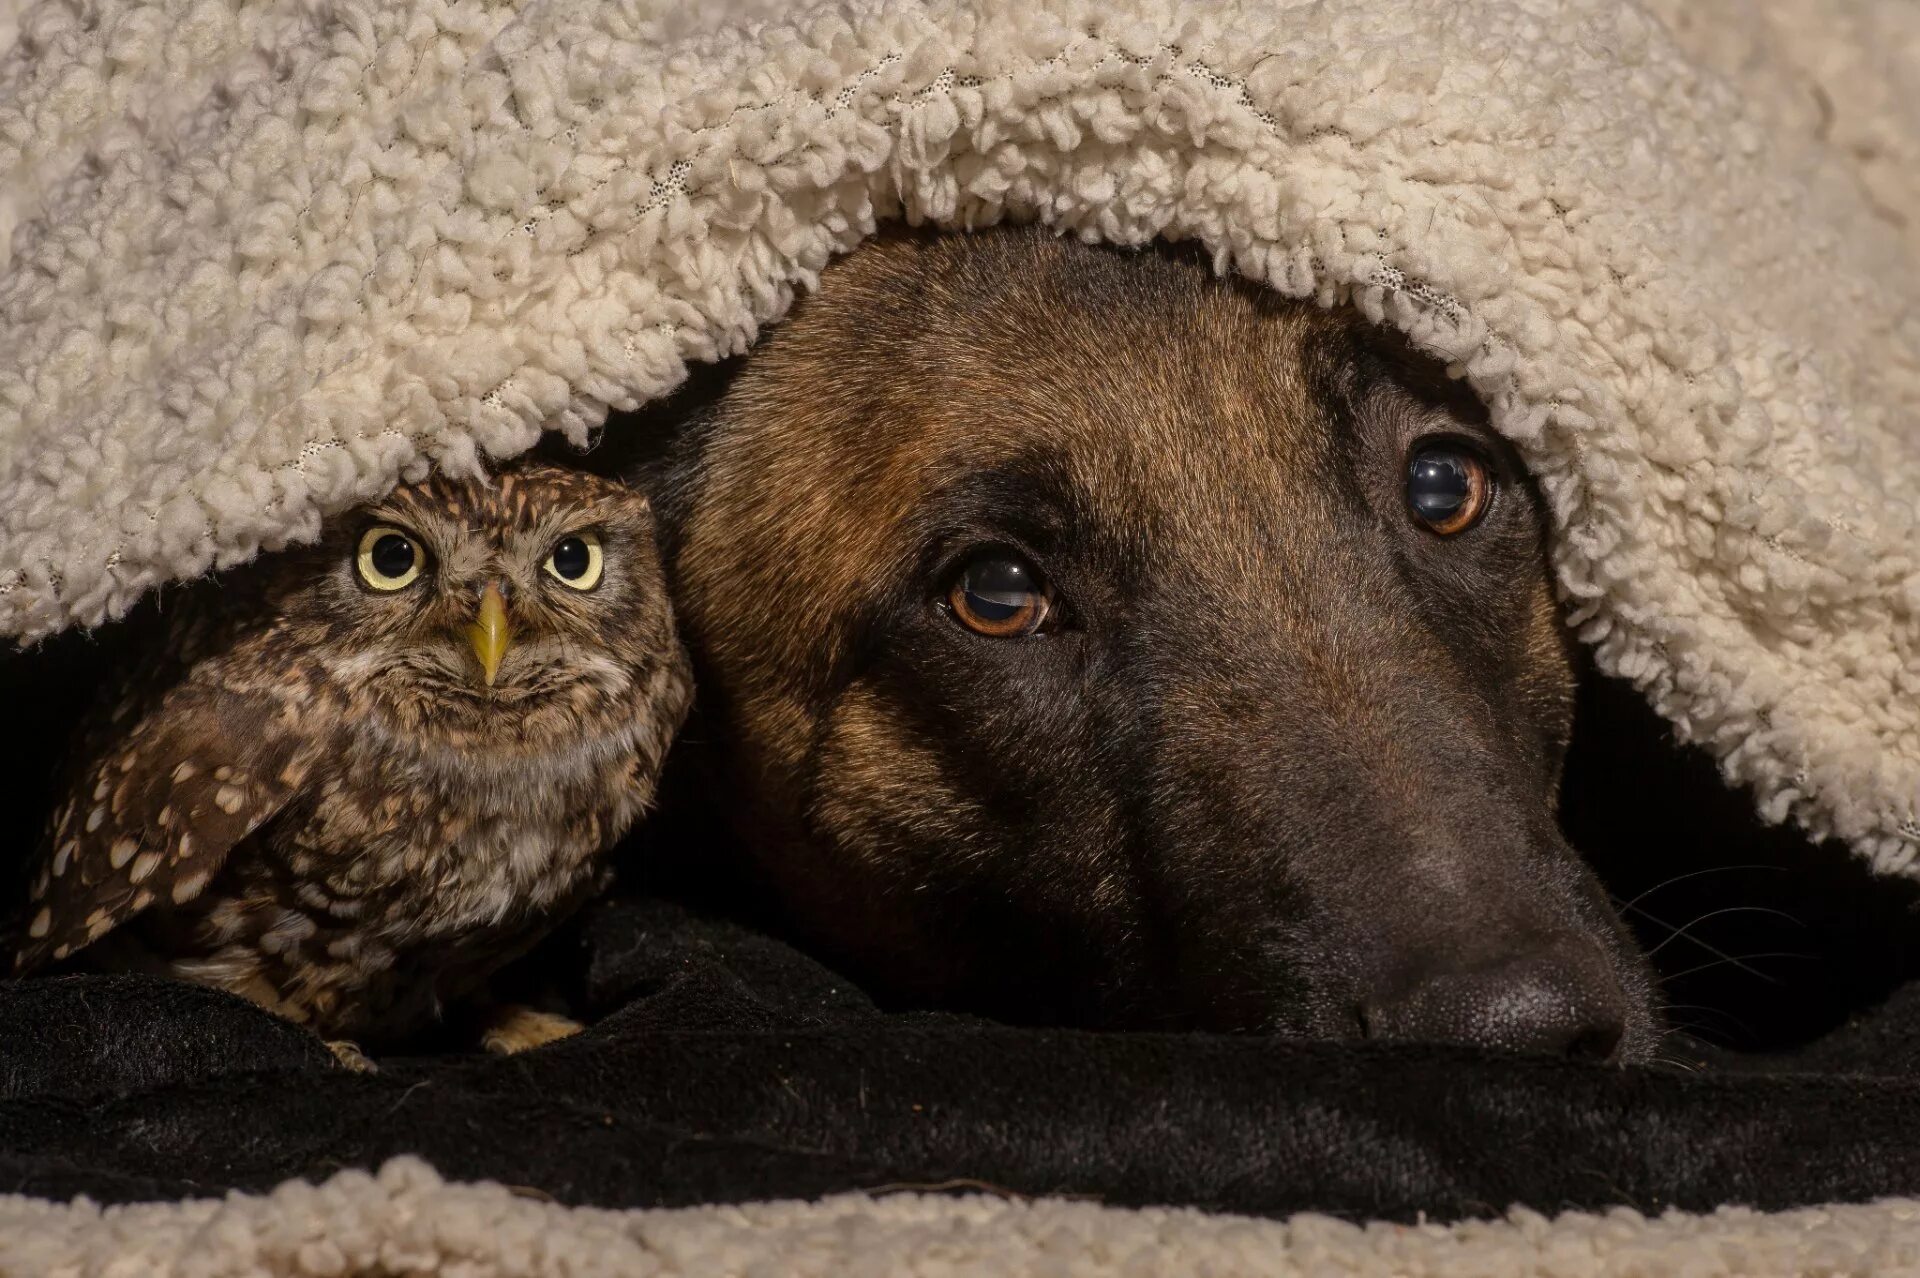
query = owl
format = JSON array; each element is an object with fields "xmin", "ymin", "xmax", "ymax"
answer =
[{"xmin": 11, "ymin": 460, "xmax": 692, "ymax": 1060}]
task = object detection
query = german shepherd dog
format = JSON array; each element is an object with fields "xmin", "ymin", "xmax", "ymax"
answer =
[{"xmin": 638, "ymin": 225, "xmax": 1659, "ymax": 1061}]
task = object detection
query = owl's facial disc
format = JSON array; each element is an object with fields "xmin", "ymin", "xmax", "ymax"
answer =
[
  {"xmin": 313, "ymin": 464, "xmax": 678, "ymax": 750},
  {"xmin": 467, "ymin": 581, "xmax": 512, "ymax": 688}
]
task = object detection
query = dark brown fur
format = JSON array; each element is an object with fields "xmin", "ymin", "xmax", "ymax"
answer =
[{"xmin": 641, "ymin": 226, "xmax": 1657, "ymax": 1059}]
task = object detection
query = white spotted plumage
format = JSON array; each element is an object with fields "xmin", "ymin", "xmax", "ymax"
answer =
[{"xmin": 12, "ymin": 462, "xmax": 692, "ymax": 1047}]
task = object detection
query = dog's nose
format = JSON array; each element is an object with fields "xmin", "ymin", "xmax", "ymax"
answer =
[{"xmin": 1360, "ymin": 945, "xmax": 1628, "ymax": 1061}]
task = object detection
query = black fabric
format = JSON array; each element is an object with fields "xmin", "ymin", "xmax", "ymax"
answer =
[{"xmin": 4, "ymin": 894, "xmax": 1920, "ymax": 1221}]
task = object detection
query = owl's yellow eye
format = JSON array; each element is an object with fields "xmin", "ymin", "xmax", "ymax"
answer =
[
  {"xmin": 544, "ymin": 531, "xmax": 603, "ymax": 590},
  {"xmin": 355, "ymin": 526, "xmax": 425, "ymax": 591}
]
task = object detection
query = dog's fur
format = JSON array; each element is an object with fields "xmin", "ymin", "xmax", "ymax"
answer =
[{"xmin": 638, "ymin": 226, "xmax": 1658, "ymax": 1060}]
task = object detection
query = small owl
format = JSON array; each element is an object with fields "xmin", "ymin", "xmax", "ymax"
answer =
[{"xmin": 12, "ymin": 460, "xmax": 692, "ymax": 1058}]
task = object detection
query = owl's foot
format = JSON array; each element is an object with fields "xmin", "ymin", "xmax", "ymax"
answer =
[
  {"xmin": 326, "ymin": 1039, "xmax": 379, "ymax": 1073},
  {"xmin": 480, "ymin": 1005, "xmax": 584, "ymax": 1055}
]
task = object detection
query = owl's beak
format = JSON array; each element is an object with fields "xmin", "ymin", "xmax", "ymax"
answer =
[{"xmin": 467, "ymin": 581, "xmax": 511, "ymax": 687}]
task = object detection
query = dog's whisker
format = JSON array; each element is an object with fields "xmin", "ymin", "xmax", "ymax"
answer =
[
  {"xmin": 1650, "ymin": 1019, "xmax": 1723, "ymax": 1065},
  {"xmin": 1641, "ymin": 905, "xmax": 1809, "ymax": 959},
  {"xmin": 1659, "ymin": 952, "xmax": 1819, "ymax": 985},
  {"xmin": 1656, "ymin": 1002, "xmax": 1753, "ymax": 1047},
  {"xmin": 1649, "ymin": 1048, "xmax": 1701, "ymax": 1074},
  {"xmin": 1615, "ymin": 865, "xmax": 1787, "ymax": 914},
  {"xmin": 1663, "ymin": 1025, "xmax": 1737, "ymax": 1046},
  {"xmin": 1614, "ymin": 901, "xmax": 1785, "ymax": 981},
  {"xmin": 1657, "ymin": 1000, "xmax": 1754, "ymax": 1032}
]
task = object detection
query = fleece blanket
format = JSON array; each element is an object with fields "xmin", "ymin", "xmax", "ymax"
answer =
[
  {"xmin": 2, "ymin": 891, "xmax": 1920, "ymax": 1276},
  {"xmin": 6, "ymin": 1166, "xmax": 1917, "ymax": 1278},
  {"xmin": 3, "ymin": 0, "xmax": 1920, "ymax": 1270},
  {"xmin": 0, "ymin": 0, "xmax": 1917, "ymax": 875}
]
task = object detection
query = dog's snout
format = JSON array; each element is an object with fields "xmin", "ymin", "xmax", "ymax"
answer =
[{"xmin": 1360, "ymin": 944, "xmax": 1629, "ymax": 1061}]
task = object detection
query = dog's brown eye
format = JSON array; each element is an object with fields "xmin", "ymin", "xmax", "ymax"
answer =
[
  {"xmin": 1406, "ymin": 443, "xmax": 1492, "ymax": 536},
  {"xmin": 945, "ymin": 553, "xmax": 1053, "ymax": 638}
]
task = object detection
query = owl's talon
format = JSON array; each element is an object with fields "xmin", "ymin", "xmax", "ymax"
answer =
[
  {"xmin": 326, "ymin": 1039, "xmax": 378, "ymax": 1073},
  {"xmin": 480, "ymin": 1006, "xmax": 583, "ymax": 1055}
]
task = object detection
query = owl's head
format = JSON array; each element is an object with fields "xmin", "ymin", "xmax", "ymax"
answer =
[{"xmin": 275, "ymin": 460, "xmax": 682, "ymax": 747}]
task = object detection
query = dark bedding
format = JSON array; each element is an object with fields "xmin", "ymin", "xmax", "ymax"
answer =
[
  {"xmin": 3, "ymin": 893, "xmax": 1920, "ymax": 1221},
  {"xmin": 3, "ymin": 639, "xmax": 1918, "ymax": 1222}
]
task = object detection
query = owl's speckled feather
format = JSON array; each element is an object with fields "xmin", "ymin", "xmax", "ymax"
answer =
[{"xmin": 14, "ymin": 461, "xmax": 692, "ymax": 1046}]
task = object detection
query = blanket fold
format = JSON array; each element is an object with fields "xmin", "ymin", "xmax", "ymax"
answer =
[
  {"xmin": 0, "ymin": 0, "xmax": 1915, "ymax": 873},
  {"xmin": 5, "ymin": 897, "xmax": 1920, "ymax": 1221},
  {"xmin": 6, "ymin": 1156, "xmax": 1916, "ymax": 1278}
]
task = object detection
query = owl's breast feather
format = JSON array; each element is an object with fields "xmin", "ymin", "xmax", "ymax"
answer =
[{"xmin": 292, "ymin": 713, "xmax": 651, "ymax": 939}]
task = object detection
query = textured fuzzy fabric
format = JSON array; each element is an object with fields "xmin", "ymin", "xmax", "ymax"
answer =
[
  {"xmin": 0, "ymin": 0, "xmax": 1916, "ymax": 877},
  {"xmin": 4, "ymin": 1157, "xmax": 1919, "ymax": 1278},
  {"xmin": 4, "ymin": 892, "xmax": 1920, "ymax": 1270},
  {"xmin": 5, "ymin": 1, "xmax": 1920, "ymax": 1271},
  {"xmin": 1639, "ymin": 0, "xmax": 1920, "ymax": 257}
]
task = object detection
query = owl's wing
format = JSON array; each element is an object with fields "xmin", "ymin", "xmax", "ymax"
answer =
[{"xmin": 13, "ymin": 675, "xmax": 309, "ymax": 973}]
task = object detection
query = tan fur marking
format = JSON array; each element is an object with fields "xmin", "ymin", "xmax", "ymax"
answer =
[{"xmin": 480, "ymin": 1006, "xmax": 584, "ymax": 1055}]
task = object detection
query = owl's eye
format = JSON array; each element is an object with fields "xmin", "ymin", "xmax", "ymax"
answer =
[
  {"xmin": 1405, "ymin": 442, "xmax": 1493, "ymax": 536},
  {"xmin": 544, "ymin": 531, "xmax": 604, "ymax": 590},
  {"xmin": 355, "ymin": 526, "xmax": 425, "ymax": 591}
]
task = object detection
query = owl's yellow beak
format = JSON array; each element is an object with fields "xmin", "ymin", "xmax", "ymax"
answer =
[{"xmin": 468, "ymin": 581, "xmax": 511, "ymax": 687}]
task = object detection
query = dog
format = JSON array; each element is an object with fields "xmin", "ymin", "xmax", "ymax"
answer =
[{"xmin": 634, "ymin": 225, "xmax": 1659, "ymax": 1061}]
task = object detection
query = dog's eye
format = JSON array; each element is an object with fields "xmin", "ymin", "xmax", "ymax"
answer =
[
  {"xmin": 944, "ymin": 553, "xmax": 1054, "ymax": 638},
  {"xmin": 1405, "ymin": 443, "xmax": 1492, "ymax": 536}
]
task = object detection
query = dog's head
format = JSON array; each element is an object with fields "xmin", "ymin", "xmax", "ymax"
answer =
[{"xmin": 644, "ymin": 226, "xmax": 1658, "ymax": 1060}]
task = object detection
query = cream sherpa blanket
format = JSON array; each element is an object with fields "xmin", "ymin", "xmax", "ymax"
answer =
[
  {"xmin": 0, "ymin": 0, "xmax": 1916, "ymax": 876},
  {"xmin": 4, "ymin": 1157, "xmax": 1919, "ymax": 1278},
  {"xmin": 3, "ymin": 0, "xmax": 1920, "ymax": 1271}
]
